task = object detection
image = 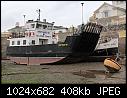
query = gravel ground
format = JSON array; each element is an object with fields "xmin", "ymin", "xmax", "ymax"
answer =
[
  {"xmin": 1, "ymin": 35, "xmax": 125, "ymax": 84},
  {"xmin": 1, "ymin": 58, "xmax": 126, "ymax": 84}
]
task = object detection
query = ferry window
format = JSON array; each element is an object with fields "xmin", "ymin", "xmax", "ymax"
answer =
[
  {"xmin": 17, "ymin": 41, "xmax": 20, "ymax": 45},
  {"xmin": 36, "ymin": 23, "xmax": 42, "ymax": 28},
  {"xmin": 104, "ymin": 11, "xmax": 109, "ymax": 17},
  {"xmin": 12, "ymin": 41, "xmax": 15, "ymax": 45},
  {"xmin": 23, "ymin": 40, "xmax": 26, "ymax": 45},
  {"xmin": 120, "ymin": 1, "xmax": 124, "ymax": 4},
  {"xmin": 32, "ymin": 40, "xmax": 35, "ymax": 45},
  {"xmin": 41, "ymin": 41, "xmax": 43, "ymax": 45},
  {"xmin": 59, "ymin": 31, "xmax": 63, "ymax": 33},
  {"xmin": 31, "ymin": 24, "xmax": 35, "ymax": 28},
  {"xmin": 48, "ymin": 26, "xmax": 52, "ymax": 30},
  {"xmin": 52, "ymin": 41, "xmax": 55, "ymax": 44},
  {"xmin": 43, "ymin": 25, "xmax": 47, "ymax": 29}
]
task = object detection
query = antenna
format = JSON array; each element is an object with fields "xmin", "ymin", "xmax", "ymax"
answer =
[
  {"xmin": 36, "ymin": 9, "xmax": 41, "ymax": 21},
  {"xmin": 23, "ymin": 15, "xmax": 26, "ymax": 25},
  {"xmin": 81, "ymin": 3, "xmax": 84, "ymax": 25}
]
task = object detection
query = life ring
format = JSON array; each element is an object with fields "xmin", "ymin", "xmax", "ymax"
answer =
[
  {"xmin": 29, "ymin": 32, "xmax": 35, "ymax": 37},
  {"xmin": 104, "ymin": 58, "xmax": 121, "ymax": 73}
]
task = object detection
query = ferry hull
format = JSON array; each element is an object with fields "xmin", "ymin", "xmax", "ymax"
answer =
[
  {"xmin": 9, "ymin": 57, "xmax": 65, "ymax": 65},
  {"xmin": 6, "ymin": 23, "xmax": 105, "ymax": 65},
  {"xmin": 7, "ymin": 47, "xmax": 118, "ymax": 65}
]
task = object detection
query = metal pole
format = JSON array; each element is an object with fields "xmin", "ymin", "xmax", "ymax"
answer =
[
  {"xmin": 81, "ymin": 3, "xmax": 84, "ymax": 25},
  {"xmin": 39, "ymin": 9, "xmax": 40, "ymax": 21},
  {"xmin": 28, "ymin": 31, "xmax": 30, "ymax": 66},
  {"xmin": 28, "ymin": 53, "xmax": 29, "ymax": 65},
  {"xmin": 81, "ymin": 3, "xmax": 84, "ymax": 33},
  {"xmin": 36, "ymin": 9, "xmax": 41, "ymax": 21}
]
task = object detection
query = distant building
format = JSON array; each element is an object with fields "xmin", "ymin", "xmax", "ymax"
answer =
[
  {"xmin": 53, "ymin": 26, "xmax": 68, "ymax": 42},
  {"xmin": 68, "ymin": 26, "xmax": 77, "ymax": 33},
  {"xmin": 53, "ymin": 26, "xmax": 68, "ymax": 33},
  {"xmin": 89, "ymin": 2, "xmax": 126, "ymax": 26},
  {"xmin": 8, "ymin": 22, "xmax": 26, "ymax": 38},
  {"xmin": 1, "ymin": 32, "xmax": 10, "ymax": 59},
  {"xmin": 89, "ymin": 1, "xmax": 126, "ymax": 38},
  {"xmin": 112, "ymin": 1, "xmax": 126, "ymax": 9},
  {"xmin": 1, "ymin": 32, "xmax": 11, "ymax": 38}
]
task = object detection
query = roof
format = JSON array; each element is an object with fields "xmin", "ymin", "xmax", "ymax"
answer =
[
  {"xmin": 94, "ymin": 2, "xmax": 126, "ymax": 13},
  {"xmin": 26, "ymin": 20, "xmax": 54, "ymax": 25},
  {"xmin": 54, "ymin": 26, "xmax": 68, "ymax": 29},
  {"xmin": 8, "ymin": 26, "xmax": 25, "ymax": 32},
  {"xmin": 8, "ymin": 26, "xmax": 22, "ymax": 31}
]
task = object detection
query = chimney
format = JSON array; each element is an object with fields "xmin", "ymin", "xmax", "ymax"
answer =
[
  {"xmin": 43, "ymin": 19, "xmax": 46, "ymax": 22},
  {"xmin": 15, "ymin": 22, "xmax": 19, "ymax": 27}
]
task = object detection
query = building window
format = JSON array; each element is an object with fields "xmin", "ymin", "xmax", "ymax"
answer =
[
  {"xmin": 104, "ymin": 11, "xmax": 109, "ymax": 18},
  {"xmin": 12, "ymin": 41, "xmax": 15, "ymax": 45},
  {"xmin": 43, "ymin": 25, "xmax": 47, "ymax": 29},
  {"xmin": 120, "ymin": 1, "xmax": 124, "ymax": 4},
  {"xmin": 41, "ymin": 40, "xmax": 44, "ymax": 45},
  {"xmin": 32, "ymin": 40, "xmax": 35, "ymax": 45},
  {"xmin": 48, "ymin": 26, "xmax": 52, "ymax": 30},
  {"xmin": 17, "ymin": 41, "xmax": 20, "ymax": 45},
  {"xmin": 36, "ymin": 23, "xmax": 42, "ymax": 28},
  {"xmin": 52, "ymin": 41, "xmax": 55, "ymax": 44},
  {"xmin": 116, "ymin": 1, "xmax": 124, "ymax": 4},
  {"xmin": 59, "ymin": 31, "xmax": 62, "ymax": 33},
  {"xmin": 31, "ymin": 24, "xmax": 35, "ymax": 28},
  {"xmin": 23, "ymin": 40, "xmax": 26, "ymax": 45}
]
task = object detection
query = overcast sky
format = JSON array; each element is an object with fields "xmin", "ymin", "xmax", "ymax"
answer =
[{"xmin": 1, "ymin": 1, "xmax": 112, "ymax": 32}]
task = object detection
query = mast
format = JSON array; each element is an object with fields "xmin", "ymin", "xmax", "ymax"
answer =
[
  {"xmin": 36, "ymin": 9, "xmax": 41, "ymax": 21},
  {"xmin": 39, "ymin": 9, "xmax": 40, "ymax": 21}
]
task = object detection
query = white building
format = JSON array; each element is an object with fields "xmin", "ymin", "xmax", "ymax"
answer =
[
  {"xmin": 112, "ymin": 1, "xmax": 126, "ymax": 9},
  {"xmin": 50, "ymin": 26, "xmax": 68, "ymax": 43},
  {"xmin": 53, "ymin": 26, "xmax": 68, "ymax": 33},
  {"xmin": 95, "ymin": 2, "xmax": 125, "ymax": 19},
  {"xmin": 89, "ymin": 2, "xmax": 126, "ymax": 26}
]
